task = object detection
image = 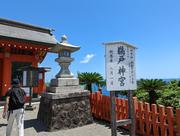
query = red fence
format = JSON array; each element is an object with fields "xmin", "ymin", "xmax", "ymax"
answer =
[{"xmin": 90, "ymin": 92, "xmax": 180, "ymax": 136}]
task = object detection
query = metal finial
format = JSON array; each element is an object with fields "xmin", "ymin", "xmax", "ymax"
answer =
[{"xmin": 61, "ymin": 35, "xmax": 67, "ymax": 43}]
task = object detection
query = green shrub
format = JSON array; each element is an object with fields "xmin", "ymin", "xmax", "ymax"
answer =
[
  {"xmin": 157, "ymin": 88, "xmax": 180, "ymax": 109},
  {"xmin": 133, "ymin": 89, "xmax": 148, "ymax": 102}
]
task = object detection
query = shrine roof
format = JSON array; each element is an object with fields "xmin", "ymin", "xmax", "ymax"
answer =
[{"xmin": 0, "ymin": 18, "xmax": 59, "ymax": 47}]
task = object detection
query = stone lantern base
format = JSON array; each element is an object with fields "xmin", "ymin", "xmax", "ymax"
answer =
[{"xmin": 37, "ymin": 78, "xmax": 93, "ymax": 131}]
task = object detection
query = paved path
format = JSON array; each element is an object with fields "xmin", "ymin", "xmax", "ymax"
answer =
[{"xmin": 0, "ymin": 104, "xmax": 130, "ymax": 136}]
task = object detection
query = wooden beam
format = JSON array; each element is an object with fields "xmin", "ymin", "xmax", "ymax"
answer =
[
  {"xmin": 116, "ymin": 119, "xmax": 132, "ymax": 126},
  {"xmin": 0, "ymin": 39, "xmax": 49, "ymax": 50},
  {"xmin": 10, "ymin": 54, "xmax": 36, "ymax": 62}
]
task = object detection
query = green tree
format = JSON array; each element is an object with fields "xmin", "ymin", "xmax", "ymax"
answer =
[
  {"xmin": 157, "ymin": 80, "xmax": 180, "ymax": 110},
  {"xmin": 78, "ymin": 72, "xmax": 103, "ymax": 93},
  {"xmin": 157, "ymin": 88, "xmax": 180, "ymax": 109},
  {"xmin": 165, "ymin": 80, "xmax": 180, "ymax": 90},
  {"xmin": 138, "ymin": 79, "xmax": 166, "ymax": 104}
]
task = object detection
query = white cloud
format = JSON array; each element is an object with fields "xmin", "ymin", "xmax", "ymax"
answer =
[{"xmin": 80, "ymin": 54, "xmax": 95, "ymax": 64}]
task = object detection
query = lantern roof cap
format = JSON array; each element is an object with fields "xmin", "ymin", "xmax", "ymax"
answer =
[{"xmin": 49, "ymin": 35, "xmax": 80, "ymax": 53}]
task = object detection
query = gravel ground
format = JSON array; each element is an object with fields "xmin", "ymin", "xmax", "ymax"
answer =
[{"xmin": 0, "ymin": 103, "xmax": 130, "ymax": 136}]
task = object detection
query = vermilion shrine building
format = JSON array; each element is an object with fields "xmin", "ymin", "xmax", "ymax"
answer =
[{"xmin": 0, "ymin": 18, "xmax": 58, "ymax": 99}]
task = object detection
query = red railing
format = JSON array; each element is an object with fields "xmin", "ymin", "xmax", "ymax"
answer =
[{"xmin": 90, "ymin": 92, "xmax": 180, "ymax": 136}]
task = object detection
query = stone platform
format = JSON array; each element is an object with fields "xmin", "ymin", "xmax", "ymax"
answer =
[{"xmin": 37, "ymin": 78, "xmax": 93, "ymax": 131}]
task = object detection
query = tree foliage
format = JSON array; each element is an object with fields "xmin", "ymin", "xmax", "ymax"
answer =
[
  {"xmin": 78, "ymin": 72, "xmax": 103, "ymax": 93},
  {"xmin": 137, "ymin": 79, "xmax": 166, "ymax": 104},
  {"xmin": 138, "ymin": 79, "xmax": 165, "ymax": 92},
  {"xmin": 135, "ymin": 79, "xmax": 180, "ymax": 109},
  {"xmin": 157, "ymin": 80, "xmax": 180, "ymax": 109}
]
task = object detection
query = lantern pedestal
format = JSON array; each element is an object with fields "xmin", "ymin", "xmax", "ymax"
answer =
[
  {"xmin": 50, "ymin": 78, "xmax": 79, "ymax": 87},
  {"xmin": 55, "ymin": 57, "xmax": 74, "ymax": 78},
  {"xmin": 37, "ymin": 78, "xmax": 93, "ymax": 131}
]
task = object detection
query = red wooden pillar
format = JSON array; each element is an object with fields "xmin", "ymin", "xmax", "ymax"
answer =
[
  {"xmin": 2, "ymin": 55, "xmax": 11, "ymax": 96},
  {"xmin": 38, "ymin": 71, "xmax": 46, "ymax": 94}
]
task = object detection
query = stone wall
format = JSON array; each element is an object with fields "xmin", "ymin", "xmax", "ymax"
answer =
[{"xmin": 38, "ymin": 92, "xmax": 93, "ymax": 131}]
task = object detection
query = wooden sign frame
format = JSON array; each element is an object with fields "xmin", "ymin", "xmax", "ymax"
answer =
[{"xmin": 110, "ymin": 91, "xmax": 135, "ymax": 136}]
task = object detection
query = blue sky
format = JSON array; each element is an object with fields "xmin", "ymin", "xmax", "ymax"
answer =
[{"xmin": 1, "ymin": 0, "xmax": 180, "ymax": 82}]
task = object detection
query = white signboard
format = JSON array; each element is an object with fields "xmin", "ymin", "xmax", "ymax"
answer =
[{"xmin": 105, "ymin": 42, "xmax": 137, "ymax": 91}]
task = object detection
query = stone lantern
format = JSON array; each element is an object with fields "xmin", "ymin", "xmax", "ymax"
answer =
[
  {"xmin": 51, "ymin": 35, "xmax": 80, "ymax": 78},
  {"xmin": 48, "ymin": 35, "xmax": 81, "ymax": 91},
  {"xmin": 38, "ymin": 35, "xmax": 93, "ymax": 131}
]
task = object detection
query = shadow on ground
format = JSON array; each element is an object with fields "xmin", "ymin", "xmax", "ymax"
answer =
[
  {"xmin": 25, "ymin": 117, "xmax": 130, "ymax": 135},
  {"xmin": 24, "ymin": 119, "xmax": 47, "ymax": 133},
  {"xmin": 93, "ymin": 118, "xmax": 130, "ymax": 135}
]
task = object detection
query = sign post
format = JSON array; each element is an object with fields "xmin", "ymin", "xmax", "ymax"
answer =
[
  {"xmin": 128, "ymin": 90, "xmax": 135, "ymax": 135},
  {"xmin": 104, "ymin": 42, "xmax": 137, "ymax": 136},
  {"xmin": 110, "ymin": 91, "xmax": 117, "ymax": 136}
]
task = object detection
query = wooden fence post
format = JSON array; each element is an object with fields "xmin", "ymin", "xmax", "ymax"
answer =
[
  {"xmin": 166, "ymin": 107, "xmax": 174, "ymax": 136},
  {"xmin": 97, "ymin": 92, "xmax": 102, "ymax": 118},
  {"xmin": 122, "ymin": 99, "xmax": 126, "ymax": 119},
  {"xmin": 138, "ymin": 102, "xmax": 144, "ymax": 135},
  {"xmin": 125, "ymin": 99, "xmax": 129, "ymax": 119},
  {"xmin": 145, "ymin": 103, "xmax": 151, "ymax": 136},
  {"xmin": 119, "ymin": 99, "xmax": 123, "ymax": 120},
  {"xmin": 159, "ymin": 105, "xmax": 166, "ymax": 136},
  {"xmin": 116, "ymin": 98, "xmax": 119, "ymax": 120},
  {"xmin": 176, "ymin": 108, "xmax": 180, "ymax": 135},
  {"xmin": 127, "ymin": 90, "xmax": 136, "ymax": 136},
  {"xmin": 101, "ymin": 95, "xmax": 105, "ymax": 120},
  {"xmin": 133, "ymin": 97, "xmax": 138, "ymax": 116},
  {"xmin": 108, "ymin": 96, "xmax": 111, "ymax": 121},
  {"xmin": 105, "ymin": 96, "xmax": 109, "ymax": 121},
  {"xmin": 152, "ymin": 104, "xmax": 159, "ymax": 136},
  {"xmin": 94, "ymin": 93, "xmax": 97, "ymax": 117}
]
